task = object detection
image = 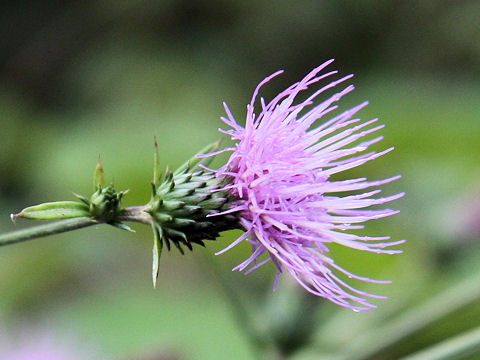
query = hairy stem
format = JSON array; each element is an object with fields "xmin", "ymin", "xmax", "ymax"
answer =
[
  {"xmin": 0, "ymin": 217, "xmax": 99, "ymax": 247},
  {"xmin": 0, "ymin": 206, "xmax": 152, "ymax": 248},
  {"xmin": 117, "ymin": 206, "xmax": 152, "ymax": 225}
]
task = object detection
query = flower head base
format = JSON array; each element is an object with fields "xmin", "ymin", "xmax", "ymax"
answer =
[
  {"xmin": 145, "ymin": 141, "xmax": 240, "ymax": 286},
  {"xmin": 212, "ymin": 60, "xmax": 405, "ymax": 311},
  {"xmin": 147, "ymin": 165, "xmax": 238, "ymax": 254}
]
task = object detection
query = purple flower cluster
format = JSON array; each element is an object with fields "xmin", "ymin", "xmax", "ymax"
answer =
[{"xmin": 212, "ymin": 60, "xmax": 404, "ymax": 311}]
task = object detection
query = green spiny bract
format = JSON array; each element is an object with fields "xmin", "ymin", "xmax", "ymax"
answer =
[
  {"xmin": 88, "ymin": 185, "xmax": 127, "ymax": 223},
  {"xmin": 147, "ymin": 167, "xmax": 239, "ymax": 255}
]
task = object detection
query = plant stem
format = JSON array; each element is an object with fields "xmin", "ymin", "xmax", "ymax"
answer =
[
  {"xmin": 401, "ymin": 325, "xmax": 480, "ymax": 360},
  {"xmin": 199, "ymin": 251, "xmax": 266, "ymax": 360},
  {"xmin": 117, "ymin": 206, "xmax": 152, "ymax": 225},
  {"xmin": 341, "ymin": 269, "xmax": 480, "ymax": 360},
  {"xmin": 0, "ymin": 217, "xmax": 98, "ymax": 247},
  {"xmin": 0, "ymin": 206, "xmax": 152, "ymax": 248}
]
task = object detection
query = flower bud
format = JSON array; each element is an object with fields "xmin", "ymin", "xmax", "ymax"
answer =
[{"xmin": 89, "ymin": 185, "xmax": 126, "ymax": 223}]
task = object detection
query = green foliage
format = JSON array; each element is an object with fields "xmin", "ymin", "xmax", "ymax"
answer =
[{"xmin": 14, "ymin": 201, "xmax": 90, "ymax": 220}]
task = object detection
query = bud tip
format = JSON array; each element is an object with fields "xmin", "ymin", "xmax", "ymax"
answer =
[{"xmin": 94, "ymin": 158, "xmax": 106, "ymax": 188}]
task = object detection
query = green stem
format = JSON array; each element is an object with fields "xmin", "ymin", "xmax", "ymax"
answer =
[
  {"xmin": 401, "ymin": 325, "xmax": 480, "ymax": 360},
  {"xmin": 0, "ymin": 217, "xmax": 99, "ymax": 247},
  {"xmin": 199, "ymin": 252, "xmax": 266, "ymax": 360},
  {"xmin": 118, "ymin": 206, "xmax": 152, "ymax": 225},
  {"xmin": 341, "ymin": 270, "xmax": 480, "ymax": 360}
]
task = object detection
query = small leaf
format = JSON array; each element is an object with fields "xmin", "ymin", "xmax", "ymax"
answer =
[
  {"xmin": 73, "ymin": 192, "xmax": 90, "ymax": 205},
  {"xmin": 110, "ymin": 221, "xmax": 135, "ymax": 232},
  {"xmin": 152, "ymin": 224, "xmax": 163, "ymax": 288},
  {"xmin": 14, "ymin": 201, "xmax": 90, "ymax": 220},
  {"xmin": 94, "ymin": 159, "xmax": 105, "ymax": 188}
]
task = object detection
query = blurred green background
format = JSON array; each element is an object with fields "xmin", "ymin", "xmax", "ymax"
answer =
[{"xmin": 1, "ymin": 1, "xmax": 480, "ymax": 359}]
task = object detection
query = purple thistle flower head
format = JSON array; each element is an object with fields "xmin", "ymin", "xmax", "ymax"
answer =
[{"xmin": 212, "ymin": 60, "xmax": 405, "ymax": 311}]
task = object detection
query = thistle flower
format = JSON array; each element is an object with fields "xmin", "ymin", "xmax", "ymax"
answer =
[
  {"xmin": 0, "ymin": 59, "xmax": 403, "ymax": 312},
  {"xmin": 209, "ymin": 60, "xmax": 405, "ymax": 311}
]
